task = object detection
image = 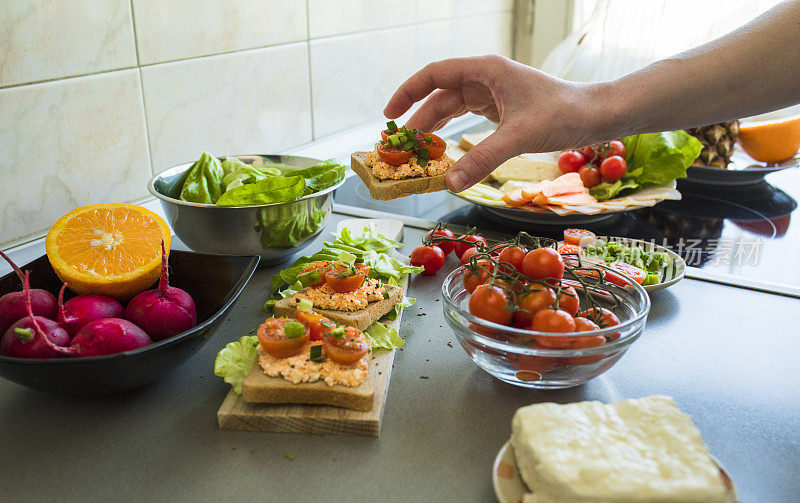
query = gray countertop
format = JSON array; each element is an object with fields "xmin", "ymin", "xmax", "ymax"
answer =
[{"xmin": 1, "ymin": 212, "xmax": 799, "ymax": 502}]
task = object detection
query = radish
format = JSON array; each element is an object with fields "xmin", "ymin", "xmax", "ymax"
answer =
[
  {"xmin": 0, "ymin": 249, "xmax": 57, "ymax": 334},
  {"xmin": 124, "ymin": 241, "xmax": 196, "ymax": 341},
  {"xmin": 57, "ymin": 284, "xmax": 124, "ymax": 336},
  {"xmin": 69, "ymin": 318, "xmax": 151, "ymax": 357},
  {"xmin": 0, "ymin": 271, "xmax": 70, "ymax": 358}
]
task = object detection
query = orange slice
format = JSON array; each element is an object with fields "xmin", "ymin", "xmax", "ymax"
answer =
[{"xmin": 45, "ymin": 203, "xmax": 171, "ymax": 300}]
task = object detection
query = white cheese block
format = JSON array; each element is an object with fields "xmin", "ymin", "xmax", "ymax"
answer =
[
  {"xmin": 490, "ymin": 152, "xmax": 561, "ymax": 183},
  {"xmin": 511, "ymin": 396, "xmax": 733, "ymax": 503}
]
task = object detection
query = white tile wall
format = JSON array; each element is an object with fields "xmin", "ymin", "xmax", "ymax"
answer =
[
  {"xmin": 132, "ymin": 0, "xmax": 307, "ymax": 65},
  {"xmin": 0, "ymin": 1, "xmax": 515, "ymax": 247},
  {"xmin": 310, "ymin": 27, "xmax": 419, "ymax": 137},
  {"xmin": 0, "ymin": 0, "xmax": 137, "ymax": 87},
  {"xmin": 141, "ymin": 43, "xmax": 313, "ymax": 172},
  {"xmin": 0, "ymin": 70, "xmax": 151, "ymax": 244}
]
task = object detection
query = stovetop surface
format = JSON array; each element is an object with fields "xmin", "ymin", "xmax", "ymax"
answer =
[{"xmin": 335, "ymin": 124, "xmax": 800, "ymax": 288}]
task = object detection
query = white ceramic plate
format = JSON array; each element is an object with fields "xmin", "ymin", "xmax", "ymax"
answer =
[
  {"xmin": 492, "ymin": 440, "xmax": 738, "ymax": 503},
  {"xmin": 591, "ymin": 236, "xmax": 687, "ymax": 293}
]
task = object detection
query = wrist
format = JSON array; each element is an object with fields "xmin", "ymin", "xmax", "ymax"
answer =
[{"xmin": 579, "ymin": 80, "xmax": 638, "ymax": 143}]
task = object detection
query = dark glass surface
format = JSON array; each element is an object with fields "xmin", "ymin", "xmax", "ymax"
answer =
[{"xmin": 335, "ymin": 125, "xmax": 800, "ymax": 287}]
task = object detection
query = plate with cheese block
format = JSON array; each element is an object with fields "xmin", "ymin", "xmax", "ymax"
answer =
[
  {"xmin": 351, "ymin": 121, "xmax": 454, "ymax": 200},
  {"xmin": 214, "ymin": 218, "xmax": 422, "ymax": 436},
  {"xmin": 493, "ymin": 396, "xmax": 738, "ymax": 503},
  {"xmin": 454, "ymin": 130, "xmax": 702, "ymax": 224}
]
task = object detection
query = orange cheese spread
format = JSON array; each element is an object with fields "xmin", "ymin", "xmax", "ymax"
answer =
[
  {"xmin": 257, "ymin": 344, "xmax": 369, "ymax": 387},
  {"xmin": 297, "ymin": 278, "xmax": 385, "ymax": 311},
  {"xmin": 365, "ymin": 149, "xmax": 450, "ymax": 180}
]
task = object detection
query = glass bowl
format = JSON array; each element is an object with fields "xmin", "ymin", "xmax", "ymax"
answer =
[{"xmin": 441, "ymin": 264, "xmax": 650, "ymax": 389}]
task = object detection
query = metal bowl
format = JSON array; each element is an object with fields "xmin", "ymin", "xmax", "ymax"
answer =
[{"xmin": 148, "ymin": 154, "xmax": 345, "ymax": 265}]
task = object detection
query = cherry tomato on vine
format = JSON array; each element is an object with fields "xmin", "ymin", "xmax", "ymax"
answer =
[
  {"xmin": 455, "ymin": 234, "xmax": 487, "ymax": 259},
  {"xmin": 563, "ymin": 228, "xmax": 596, "ymax": 246},
  {"xmin": 497, "ymin": 246, "xmax": 527, "ymax": 274},
  {"xmin": 573, "ymin": 316, "xmax": 601, "ymax": 332},
  {"xmin": 606, "ymin": 140, "xmax": 626, "ymax": 159},
  {"xmin": 579, "ymin": 145, "xmax": 601, "ymax": 166},
  {"xmin": 578, "ymin": 307, "xmax": 621, "ymax": 340},
  {"xmin": 460, "ymin": 246, "xmax": 478, "ymax": 265},
  {"xmin": 411, "ymin": 245, "xmax": 445, "ymax": 275},
  {"xmin": 557, "ymin": 150, "xmax": 585, "ymax": 174},
  {"xmin": 512, "ymin": 285, "xmax": 557, "ymax": 326},
  {"xmin": 462, "ymin": 264, "xmax": 491, "ymax": 293},
  {"xmin": 600, "ymin": 155, "xmax": 627, "ymax": 182},
  {"xmin": 425, "ymin": 228, "xmax": 456, "ymax": 256},
  {"xmin": 530, "ymin": 308, "xmax": 576, "ymax": 333},
  {"xmin": 557, "ymin": 285, "xmax": 580, "ymax": 316},
  {"xmin": 522, "ymin": 248, "xmax": 565, "ymax": 280},
  {"xmin": 609, "ymin": 261, "xmax": 647, "ymax": 284},
  {"xmin": 578, "ymin": 166, "xmax": 602, "ymax": 188},
  {"xmin": 469, "ymin": 284, "xmax": 512, "ymax": 325}
]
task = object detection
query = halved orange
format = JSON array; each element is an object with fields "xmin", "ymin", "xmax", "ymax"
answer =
[{"xmin": 45, "ymin": 203, "xmax": 171, "ymax": 300}]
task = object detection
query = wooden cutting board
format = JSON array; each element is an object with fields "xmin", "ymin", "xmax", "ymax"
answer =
[{"xmin": 217, "ymin": 218, "xmax": 407, "ymax": 436}]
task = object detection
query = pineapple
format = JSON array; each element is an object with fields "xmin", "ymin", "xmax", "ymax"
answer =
[{"xmin": 685, "ymin": 121, "xmax": 740, "ymax": 167}]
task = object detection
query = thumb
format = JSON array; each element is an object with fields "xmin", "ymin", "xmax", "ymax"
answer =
[{"xmin": 446, "ymin": 128, "xmax": 519, "ymax": 192}]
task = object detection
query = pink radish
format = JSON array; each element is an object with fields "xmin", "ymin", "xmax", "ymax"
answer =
[
  {"xmin": 124, "ymin": 241, "xmax": 196, "ymax": 341},
  {"xmin": 57, "ymin": 284, "xmax": 124, "ymax": 336},
  {"xmin": 0, "ymin": 271, "xmax": 70, "ymax": 358},
  {"xmin": 0, "ymin": 249, "xmax": 57, "ymax": 334},
  {"xmin": 69, "ymin": 318, "xmax": 151, "ymax": 357}
]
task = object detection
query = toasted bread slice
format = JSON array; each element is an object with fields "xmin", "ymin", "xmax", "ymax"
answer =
[
  {"xmin": 350, "ymin": 152, "xmax": 448, "ymax": 200},
  {"xmin": 242, "ymin": 355, "xmax": 375, "ymax": 411},
  {"xmin": 273, "ymin": 284, "xmax": 403, "ymax": 331}
]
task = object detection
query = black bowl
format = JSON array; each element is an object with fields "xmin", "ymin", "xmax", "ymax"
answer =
[{"xmin": 0, "ymin": 250, "xmax": 259, "ymax": 395}]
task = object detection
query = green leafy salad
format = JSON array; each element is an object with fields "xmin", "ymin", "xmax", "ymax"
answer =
[
  {"xmin": 214, "ymin": 225, "xmax": 422, "ymax": 394},
  {"xmin": 583, "ymin": 239, "xmax": 672, "ymax": 286},
  {"xmin": 590, "ymin": 131, "xmax": 703, "ymax": 201},
  {"xmin": 178, "ymin": 152, "xmax": 346, "ymax": 206}
]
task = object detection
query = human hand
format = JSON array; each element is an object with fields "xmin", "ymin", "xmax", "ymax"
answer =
[{"xmin": 384, "ymin": 55, "xmax": 602, "ymax": 192}]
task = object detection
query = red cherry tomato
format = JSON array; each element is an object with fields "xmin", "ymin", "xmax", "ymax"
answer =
[
  {"xmin": 522, "ymin": 248, "xmax": 565, "ymax": 280},
  {"xmin": 609, "ymin": 261, "xmax": 647, "ymax": 284},
  {"xmin": 578, "ymin": 307, "xmax": 621, "ymax": 340},
  {"xmin": 324, "ymin": 264, "xmax": 368, "ymax": 293},
  {"xmin": 574, "ymin": 316, "xmax": 601, "ymax": 332},
  {"xmin": 563, "ymin": 228, "xmax": 596, "ymax": 246},
  {"xmin": 462, "ymin": 260, "xmax": 493, "ymax": 293},
  {"xmin": 578, "ymin": 166, "xmax": 602, "ymax": 188},
  {"xmin": 557, "ymin": 151, "xmax": 586, "ymax": 174},
  {"xmin": 455, "ymin": 234, "xmax": 487, "ymax": 259},
  {"xmin": 512, "ymin": 285, "xmax": 557, "ymax": 326},
  {"xmin": 323, "ymin": 326, "xmax": 369, "ymax": 365},
  {"xmin": 299, "ymin": 261, "xmax": 332, "ymax": 288},
  {"xmin": 426, "ymin": 228, "xmax": 456, "ymax": 255},
  {"xmin": 530, "ymin": 309, "xmax": 576, "ymax": 334},
  {"xmin": 557, "ymin": 285, "xmax": 580, "ymax": 316},
  {"xmin": 469, "ymin": 284, "xmax": 512, "ymax": 325},
  {"xmin": 376, "ymin": 143, "xmax": 412, "ymax": 166},
  {"xmin": 294, "ymin": 310, "xmax": 334, "ymax": 341},
  {"xmin": 460, "ymin": 246, "xmax": 479, "ymax": 265},
  {"xmin": 511, "ymin": 354, "xmax": 558, "ymax": 381},
  {"xmin": 257, "ymin": 317, "xmax": 310, "ymax": 358},
  {"xmin": 497, "ymin": 246, "xmax": 527, "ymax": 274},
  {"xmin": 579, "ymin": 145, "xmax": 602, "ymax": 166},
  {"xmin": 606, "ymin": 140, "xmax": 626, "ymax": 159},
  {"xmin": 415, "ymin": 132, "xmax": 446, "ymax": 160},
  {"xmin": 600, "ymin": 155, "xmax": 627, "ymax": 182},
  {"xmin": 411, "ymin": 245, "xmax": 445, "ymax": 275}
]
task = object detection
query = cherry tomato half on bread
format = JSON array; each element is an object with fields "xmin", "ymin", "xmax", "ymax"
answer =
[
  {"xmin": 522, "ymin": 248, "xmax": 565, "ymax": 281},
  {"xmin": 426, "ymin": 228, "xmax": 456, "ymax": 255},
  {"xmin": 376, "ymin": 143, "xmax": 412, "ymax": 166},
  {"xmin": 258, "ymin": 317, "xmax": 310, "ymax": 358},
  {"xmin": 563, "ymin": 228, "xmax": 596, "ymax": 246},
  {"xmin": 455, "ymin": 235, "xmax": 487, "ymax": 259},
  {"xmin": 469, "ymin": 284, "xmax": 512, "ymax": 325},
  {"xmin": 299, "ymin": 261, "xmax": 332, "ymax": 288},
  {"xmin": 294, "ymin": 310, "xmax": 334, "ymax": 341},
  {"xmin": 415, "ymin": 132, "xmax": 446, "ymax": 160},
  {"xmin": 558, "ymin": 151, "xmax": 586, "ymax": 174},
  {"xmin": 324, "ymin": 263, "xmax": 369, "ymax": 293},
  {"xmin": 323, "ymin": 326, "xmax": 369, "ymax": 365},
  {"xmin": 411, "ymin": 245, "xmax": 445, "ymax": 275}
]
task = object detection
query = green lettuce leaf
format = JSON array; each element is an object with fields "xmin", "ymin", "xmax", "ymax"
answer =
[
  {"xmin": 336, "ymin": 226, "xmax": 403, "ymax": 252},
  {"xmin": 213, "ymin": 335, "xmax": 259, "ymax": 394},
  {"xmin": 216, "ymin": 175, "xmax": 305, "ymax": 206},
  {"xmin": 589, "ymin": 178, "xmax": 639, "ymax": 201},
  {"xmin": 622, "ymin": 131, "xmax": 702, "ymax": 186},
  {"xmin": 361, "ymin": 249, "xmax": 424, "ymax": 281},
  {"xmin": 222, "ymin": 164, "xmax": 270, "ymax": 191},
  {"xmin": 283, "ymin": 159, "xmax": 347, "ymax": 192},
  {"xmin": 258, "ymin": 203, "xmax": 327, "ymax": 248},
  {"xmin": 179, "ymin": 151, "xmax": 225, "ymax": 204},
  {"xmin": 365, "ymin": 321, "xmax": 405, "ymax": 350}
]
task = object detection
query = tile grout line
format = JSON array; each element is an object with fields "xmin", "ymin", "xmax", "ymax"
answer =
[
  {"xmin": 305, "ymin": 0, "xmax": 316, "ymax": 140},
  {"xmin": 0, "ymin": 9, "xmax": 514, "ymax": 92},
  {"xmin": 128, "ymin": 0, "xmax": 156, "ymax": 177}
]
